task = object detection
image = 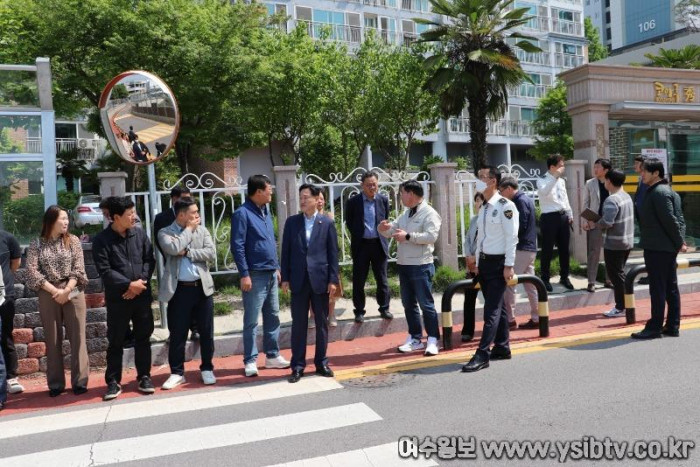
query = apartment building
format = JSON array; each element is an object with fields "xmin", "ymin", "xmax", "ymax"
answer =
[{"xmin": 262, "ymin": 0, "xmax": 587, "ymax": 169}]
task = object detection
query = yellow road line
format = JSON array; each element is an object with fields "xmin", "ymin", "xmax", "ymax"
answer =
[{"xmin": 333, "ymin": 318, "xmax": 700, "ymax": 381}]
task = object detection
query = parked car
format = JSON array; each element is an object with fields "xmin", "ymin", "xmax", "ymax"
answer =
[{"xmin": 72, "ymin": 195, "xmax": 103, "ymax": 228}]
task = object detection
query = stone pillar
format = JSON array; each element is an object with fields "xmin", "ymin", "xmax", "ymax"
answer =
[
  {"xmin": 98, "ymin": 172, "xmax": 128, "ymax": 198},
  {"xmin": 431, "ymin": 119, "xmax": 448, "ymax": 161},
  {"xmin": 565, "ymin": 160, "xmax": 587, "ymax": 263},
  {"xmin": 273, "ymin": 165, "xmax": 299, "ymax": 246},
  {"xmin": 359, "ymin": 145, "xmax": 373, "ymax": 170},
  {"xmin": 570, "ymin": 104, "xmax": 610, "ymax": 178},
  {"xmin": 429, "ymin": 162, "xmax": 459, "ymax": 270}
]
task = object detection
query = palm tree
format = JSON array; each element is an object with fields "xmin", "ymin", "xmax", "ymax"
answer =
[
  {"xmin": 418, "ymin": 0, "xmax": 541, "ymax": 170},
  {"xmin": 645, "ymin": 45, "xmax": 700, "ymax": 70}
]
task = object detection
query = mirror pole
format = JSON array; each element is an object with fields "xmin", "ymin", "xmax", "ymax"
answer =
[{"xmin": 147, "ymin": 163, "xmax": 167, "ymax": 329}]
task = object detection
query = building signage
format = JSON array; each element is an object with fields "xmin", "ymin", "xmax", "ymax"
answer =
[
  {"xmin": 641, "ymin": 148, "xmax": 668, "ymax": 176},
  {"xmin": 653, "ymin": 82, "xmax": 696, "ymax": 103}
]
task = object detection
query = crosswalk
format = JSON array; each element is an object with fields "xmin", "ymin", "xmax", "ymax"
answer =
[{"xmin": 0, "ymin": 377, "xmax": 436, "ymax": 466}]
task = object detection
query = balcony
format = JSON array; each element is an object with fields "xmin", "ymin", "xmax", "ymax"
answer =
[
  {"xmin": 447, "ymin": 118, "xmax": 534, "ymax": 138},
  {"xmin": 25, "ymin": 138, "xmax": 102, "ymax": 160},
  {"xmin": 344, "ymin": 0, "xmax": 398, "ymax": 8},
  {"xmin": 298, "ymin": 21, "xmax": 362, "ymax": 43},
  {"xmin": 515, "ymin": 49, "xmax": 551, "ymax": 66},
  {"xmin": 510, "ymin": 83, "xmax": 552, "ymax": 99},
  {"xmin": 553, "ymin": 53, "xmax": 586, "ymax": 69},
  {"xmin": 551, "ymin": 18, "xmax": 583, "ymax": 36},
  {"xmin": 401, "ymin": 0, "xmax": 429, "ymax": 13},
  {"xmin": 521, "ymin": 16, "xmax": 550, "ymax": 33}
]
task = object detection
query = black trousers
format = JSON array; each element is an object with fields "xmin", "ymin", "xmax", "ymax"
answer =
[
  {"xmin": 540, "ymin": 211, "xmax": 570, "ymax": 282},
  {"xmin": 462, "ymin": 273, "xmax": 478, "ymax": 337},
  {"xmin": 644, "ymin": 250, "xmax": 680, "ymax": 332},
  {"xmin": 352, "ymin": 239, "xmax": 390, "ymax": 315},
  {"xmin": 0, "ymin": 299, "xmax": 17, "ymax": 379},
  {"xmin": 477, "ymin": 256, "xmax": 509, "ymax": 358},
  {"xmin": 105, "ymin": 300, "xmax": 154, "ymax": 385},
  {"xmin": 167, "ymin": 284, "xmax": 214, "ymax": 375},
  {"xmin": 604, "ymin": 249, "xmax": 630, "ymax": 311},
  {"xmin": 290, "ymin": 273, "xmax": 329, "ymax": 371}
]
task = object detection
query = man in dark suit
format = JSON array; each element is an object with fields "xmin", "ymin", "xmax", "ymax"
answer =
[
  {"xmin": 344, "ymin": 171, "xmax": 393, "ymax": 323},
  {"xmin": 131, "ymin": 135, "xmax": 148, "ymax": 162},
  {"xmin": 282, "ymin": 184, "xmax": 339, "ymax": 383},
  {"xmin": 153, "ymin": 186, "xmax": 198, "ymax": 341}
]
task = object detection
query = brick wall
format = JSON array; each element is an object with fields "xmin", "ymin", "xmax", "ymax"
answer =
[
  {"xmin": 609, "ymin": 127, "xmax": 630, "ymax": 171},
  {"xmin": 12, "ymin": 243, "xmax": 108, "ymax": 376}
]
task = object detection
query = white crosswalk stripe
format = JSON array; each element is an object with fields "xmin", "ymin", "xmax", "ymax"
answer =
[
  {"xmin": 0, "ymin": 377, "xmax": 342, "ymax": 441},
  {"xmin": 266, "ymin": 442, "xmax": 438, "ymax": 467},
  {"xmin": 0, "ymin": 377, "xmax": 432, "ymax": 466},
  {"xmin": 2, "ymin": 403, "xmax": 382, "ymax": 467}
]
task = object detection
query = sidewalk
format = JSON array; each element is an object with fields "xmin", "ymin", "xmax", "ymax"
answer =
[{"xmin": 3, "ymin": 286, "xmax": 700, "ymax": 417}]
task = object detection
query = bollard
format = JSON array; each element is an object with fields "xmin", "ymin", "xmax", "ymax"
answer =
[
  {"xmin": 623, "ymin": 258, "xmax": 699, "ymax": 324},
  {"xmin": 441, "ymin": 274, "xmax": 549, "ymax": 350}
]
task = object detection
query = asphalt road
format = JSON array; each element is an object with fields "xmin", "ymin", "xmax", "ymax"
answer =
[{"xmin": 1, "ymin": 328, "xmax": 699, "ymax": 466}]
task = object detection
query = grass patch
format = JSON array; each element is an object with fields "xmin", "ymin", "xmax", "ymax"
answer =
[{"xmin": 214, "ymin": 301, "xmax": 232, "ymax": 316}]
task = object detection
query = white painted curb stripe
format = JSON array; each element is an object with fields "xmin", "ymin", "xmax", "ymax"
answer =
[
  {"xmin": 2, "ymin": 403, "xmax": 382, "ymax": 467},
  {"xmin": 0, "ymin": 377, "xmax": 343, "ymax": 440},
  {"xmin": 266, "ymin": 442, "xmax": 439, "ymax": 467}
]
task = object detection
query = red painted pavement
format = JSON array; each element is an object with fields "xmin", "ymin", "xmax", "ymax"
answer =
[{"xmin": 2, "ymin": 292, "xmax": 700, "ymax": 417}]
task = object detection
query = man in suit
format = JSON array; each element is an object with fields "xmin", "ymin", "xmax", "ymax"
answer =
[
  {"xmin": 153, "ymin": 186, "xmax": 198, "ymax": 341},
  {"xmin": 131, "ymin": 135, "xmax": 147, "ymax": 162},
  {"xmin": 345, "ymin": 172, "xmax": 393, "ymax": 323},
  {"xmin": 582, "ymin": 158, "xmax": 613, "ymax": 292},
  {"xmin": 282, "ymin": 184, "xmax": 339, "ymax": 383}
]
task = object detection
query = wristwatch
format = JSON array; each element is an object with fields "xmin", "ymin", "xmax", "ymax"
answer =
[{"xmin": 405, "ymin": 233, "xmax": 411, "ymax": 241}]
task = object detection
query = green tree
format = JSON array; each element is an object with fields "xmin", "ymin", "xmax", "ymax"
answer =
[
  {"xmin": 111, "ymin": 84, "xmax": 129, "ymax": 99},
  {"xmin": 645, "ymin": 45, "xmax": 700, "ymax": 69},
  {"xmin": 675, "ymin": 0, "xmax": 700, "ymax": 31},
  {"xmin": 57, "ymin": 147, "xmax": 89, "ymax": 192},
  {"xmin": 418, "ymin": 0, "xmax": 540, "ymax": 171},
  {"xmin": 584, "ymin": 17, "xmax": 608, "ymax": 62},
  {"xmin": 368, "ymin": 43, "xmax": 441, "ymax": 170},
  {"xmin": 0, "ymin": 0, "xmax": 270, "ymax": 174},
  {"xmin": 529, "ymin": 81, "xmax": 573, "ymax": 160}
]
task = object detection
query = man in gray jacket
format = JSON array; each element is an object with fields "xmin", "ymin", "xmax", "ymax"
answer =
[
  {"xmin": 158, "ymin": 198, "xmax": 217, "ymax": 388},
  {"xmin": 379, "ymin": 180, "xmax": 442, "ymax": 356}
]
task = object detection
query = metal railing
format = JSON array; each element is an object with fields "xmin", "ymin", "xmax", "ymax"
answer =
[
  {"xmin": 297, "ymin": 21, "xmax": 362, "ymax": 43},
  {"xmin": 551, "ymin": 19, "xmax": 583, "ymax": 36},
  {"xmin": 401, "ymin": 0, "xmax": 429, "ymax": 12},
  {"xmin": 554, "ymin": 53, "xmax": 586, "ymax": 69},
  {"xmin": 623, "ymin": 257, "xmax": 700, "ymax": 324},
  {"xmin": 516, "ymin": 49, "xmax": 551, "ymax": 66},
  {"xmin": 440, "ymin": 275, "xmax": 550, "ymax": 350},
  {"xmin": 522, "ymin": 16, "xmax": 550, "ymax": 33},
  {"xmin": 510, "ymin": 83, "xmax": 552, "ymax": 99},
  {"xmin": 447, "ymin": 118, "xmax": 534, "ymax": 137}
]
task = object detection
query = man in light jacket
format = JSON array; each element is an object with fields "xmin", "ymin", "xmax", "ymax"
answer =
[
  {"xmin": 582, "ymin": 158, "xmax": 612, "ymax": 292},
  {"xmin": 158, "ymin": 198, "xmax": 217, "ymax": 389},
  {"xmin": 379, "ymin": 180, "xmax": 442, "ymax": 356}
]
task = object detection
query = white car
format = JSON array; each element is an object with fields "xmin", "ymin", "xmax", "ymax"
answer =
[{"xmin": 72, "ymin": 195, "xmax": 104, "ymax": 228}]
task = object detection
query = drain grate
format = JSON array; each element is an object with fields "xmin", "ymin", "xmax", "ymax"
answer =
[{"xmin": 342, "ymin": 372, "xmax": 415, "ymax": 388}]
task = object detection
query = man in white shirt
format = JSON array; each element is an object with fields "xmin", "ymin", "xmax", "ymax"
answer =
[
  {"xmin": 379, "ymin": 180, "xmax": 442, "ymax": 357},
  {"xmin": 462, "ymin": 166, "xmax": 519, "ymax": 373},
  {"xmin": 536, "ymin": 155, "xmax": 574, "ymax": 292}
]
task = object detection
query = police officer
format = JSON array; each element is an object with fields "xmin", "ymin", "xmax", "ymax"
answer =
[{"xmin": 462, "ymin": 166, "xmax": 519, "ymax": 373}]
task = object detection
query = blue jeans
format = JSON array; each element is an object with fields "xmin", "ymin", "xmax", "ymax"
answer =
[
  {"xmin": 0, "ymin": 315, "xmax": 6, "ymax": 405},
  {"xmin": 242, "ymin": 270, "xmax": 281, "ymax": 364},
  {"xmin": 398, "ymin": 263, "xmax": 439, "ymax": 340}
]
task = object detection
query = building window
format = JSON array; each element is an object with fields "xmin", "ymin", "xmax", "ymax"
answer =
[{"xmin": 605, "ymin": 11, "xmax": 610, "ymax": 23}]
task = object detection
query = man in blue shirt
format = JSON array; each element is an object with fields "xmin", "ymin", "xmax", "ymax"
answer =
[
  {"xmin": 232, "ymin": 175, "xmax": 290, "ymax": 377},
  {"xmin": 499, "ymin": 176, "xmax": 539, "ymax": 329}
]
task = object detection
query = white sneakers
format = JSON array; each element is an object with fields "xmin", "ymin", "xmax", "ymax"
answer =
[
  {"xmin": 245, "ymin": 362, "xmax": 259, "ymax": 377},
  {"xmin": 7, "ymin": 378, "xmax": 24, "ymax": 394},
  {"xmin": 201, "ymin": 371, "xmax": 216, "ymax": 385},
  {"xmin": 398, "ymin": 336, "xmax": 425, "ymax": 353},
  {"xmin": 162, "ymin": 374, "xmax": 186, "ymax": 390},
  {"xmin": 603, "ymin": 307, "xmax": 625, "ymax": 318},
  {"xmin": 424, "ymin": 337, "xmax": 439, "ymax": 356},
  {"xmin": 329, "ymin": 312, "xmax": 338, "ymax": 327},
  {"xmin": 265, "ymin": 355, "xmax": 291, "ymax": 369}
]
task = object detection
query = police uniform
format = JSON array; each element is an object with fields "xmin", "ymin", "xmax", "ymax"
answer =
[{"xmin": 473, "ymin": 193, "xmax": 519, "ymax": 360}]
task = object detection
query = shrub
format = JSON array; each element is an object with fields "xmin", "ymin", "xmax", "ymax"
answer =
[{"xmin": 433, "ymin": 265, "xmax": 465, "ymax": 293}]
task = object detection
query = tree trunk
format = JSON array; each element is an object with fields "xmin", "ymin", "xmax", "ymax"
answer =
[{"xmin": 467, "ymin": 98, "xmax": 488, "ymax": 173}]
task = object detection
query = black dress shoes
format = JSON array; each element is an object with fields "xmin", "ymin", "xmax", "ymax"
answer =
[
  {"xmin": 544, "ymin": 281, "xmax": 553, "ymax": 292},
  {"xmin": 461, "ymin": 353, "xmax": 489, "ymax": 373},
  {"xmin": 490, "ymin": 348, "xmax": 512, "ymax": 360},
  {"xmin": 315, "ymin": 365, "xmax": 334, "ymax": 377},
  {"xmin": 288, "ymin": 369, "xmax": 304, "ymax": 383},
  {"xmin": 518, "ymin": 319, "xmax": 539, "ymax": 330},
  {"xmin": 49, "ymin": 388, "xmax": 64, "ymax": 397},
  {"xmin": 631, "ymin": 329, "xmax": 663, "ymax": 340},
  {"xmin": 461, "ymin": 334, "xmax": 473, "ymax": 342},
  {"xmin": 73, "ymin": 386, "xmax": 88, "ymax": 396},
  {"xmin": 379, "ymin": 310, "xmax": 394, "ymax": 320},
  {"xmin": 559, "ymin": 278, "xmax": 575, "ymax": 290},
  {"xmin": 662, "ymin": 326, "xmax": 680, "ymax": 337},
  {"xmin": 354, "ymin": 314, "xmax": 365, "ymax": 323}
]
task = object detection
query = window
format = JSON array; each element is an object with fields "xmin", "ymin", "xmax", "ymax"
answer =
[
  {"xmin": 521, "ymin": 108, "xmax": 537, "ymax": 121},
  {"xmin": 558, "ymin": 10, "xmax": 574, "ymax": 21},
  {"xmin": 605, "ymin": 11, "xmax": 610, "ymax": 23}
]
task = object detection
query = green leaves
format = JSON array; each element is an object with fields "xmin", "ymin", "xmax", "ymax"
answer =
[{"xmin": 530, "ymin": 81, "xmax": 573, "ymax": 160}]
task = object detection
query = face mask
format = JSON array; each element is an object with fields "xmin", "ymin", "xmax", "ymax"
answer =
[{"xmin": 475, "ymin": 179, "xmax": 487, "ymax": 192}]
